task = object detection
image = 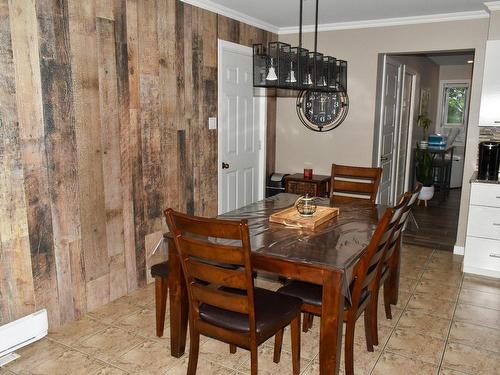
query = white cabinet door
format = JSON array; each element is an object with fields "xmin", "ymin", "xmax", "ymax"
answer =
[{"xmin": 479, "ymin": 40, "xmax": 500, "ymax": 127}]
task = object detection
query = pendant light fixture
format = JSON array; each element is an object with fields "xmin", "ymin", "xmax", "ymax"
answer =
[{"xmin": 253, "ymin": 0, "xmax": 347, "ymax": 94}]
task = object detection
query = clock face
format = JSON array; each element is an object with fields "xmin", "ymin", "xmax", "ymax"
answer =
[{"xmin": 296, "ymin": 90, "xmax": 349, "ymax": 132}]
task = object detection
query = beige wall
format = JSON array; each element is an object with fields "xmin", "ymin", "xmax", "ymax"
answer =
[{"xmin": 275, "ymin": 18, "xmax": 489, "ymax": 248}]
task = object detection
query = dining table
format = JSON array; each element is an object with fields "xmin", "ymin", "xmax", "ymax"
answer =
[{"xmin": 166, "ymin": 193, "xmax": 385, "ymax": 375}]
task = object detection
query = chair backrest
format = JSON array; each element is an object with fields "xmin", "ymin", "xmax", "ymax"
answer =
[
  {"xmin": 164, "ymin": 209, "xmax": 257, "ymax": 334},
  {"xmin": 348, "ymin": 195, "xmax": 409, "ymax": 311},
  {"xmin": 330, "ymin": 164, "xmax": 383, "ymax": 203}
]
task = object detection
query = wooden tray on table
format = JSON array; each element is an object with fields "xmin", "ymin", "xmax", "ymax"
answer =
[{"xmin": 269, "ymin": 206, "xmax": 339, "ymax": 230}]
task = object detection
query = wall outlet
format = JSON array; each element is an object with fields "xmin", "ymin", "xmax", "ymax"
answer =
[{"xmin": 208, "ymin": 117, "xmax": 217, "ymax": 130}]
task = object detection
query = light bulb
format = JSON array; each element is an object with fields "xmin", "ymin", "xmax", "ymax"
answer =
[
  {"xmin": 266, "ymin": 58, "xmax": 278, "ymax": 81},
  {"xmin": 286, "ymin": 70, "xmax": 297, "ymax": 83},
  {"xmin": 319, "ymin": 76, "xmax": 326, "ymax": 86},
  {"xmin": 304, "ymin": 73, "xmax": 312, "ymax": 85}
]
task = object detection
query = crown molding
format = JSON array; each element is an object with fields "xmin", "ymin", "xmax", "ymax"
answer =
[
  {"xmin": 179, "ymin": 0, "xmax": 279, "ymax": 34},
  {"xmin": 278, "ymin": 10, "xmax": 489, "ymax": 34},
  {"xmin": 485, "ymin": 1, "xmax": 500, "ymax": 12}
]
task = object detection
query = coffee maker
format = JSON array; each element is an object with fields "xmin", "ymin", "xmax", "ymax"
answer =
[{"xmin": 478, "ymin": 141, "xmax": 500, "ymax": 181}]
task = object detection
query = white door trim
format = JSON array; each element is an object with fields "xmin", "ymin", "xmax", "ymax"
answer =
[
  {"xmin": 217, "ymin": 39, "xmax": 266, "ymax": 215},
  {"xmin": 404, "ymin": 70, "xmax": 417, "ymax": 191}
]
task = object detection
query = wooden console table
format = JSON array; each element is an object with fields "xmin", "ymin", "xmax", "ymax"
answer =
[{"xmin": 284, "ymin": 173, "xmax": 330, "ymax": 197}]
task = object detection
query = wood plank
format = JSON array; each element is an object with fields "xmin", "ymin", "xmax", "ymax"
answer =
[
  {"xmin": 0, "ymin": 0, "xmax": 34, "ymax": 325},
  {"xmin": 35, "ymin": 0, "xmax": 85, "ymax": 326},
  {"xmin": 5, "ymin": 0, "xmax": 48, "ymax": 325},
  {"xmin": 96, "ymin": 17, "xmax": 127, "ymax": 300},
  {"xmin": 125, "ymin": 0, "xmax": 145, "ymax": 285},
  {"xmin": 67, "ymin": 1, "xmax": 109, "ymax": 295},
  {"xmin": 114, "ymin": 0, "xmax": 138, "ymax": 292},
  {"xmin": 96, "ymin": 0, "xmax": 114, "ymax": 20},
  {"xmin": 217, "ymin": 14, "xmax": 239, "ymax": 44}
]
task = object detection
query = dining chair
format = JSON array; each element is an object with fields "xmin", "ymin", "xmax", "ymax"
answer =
[
  {"xmin": 330, "ymin": 164, "xmax": 383, "ymax": 204},
  {"xmin": 151, "ymin": 261, "xmax": 169, "ymax": 337},
  {"xmin": 164, "ymin": 209, "xmax": 302, "ymax": 375},
  {"xmin": 381, "ymin": 183, "xmax": 423, "ymax": 319},
  {"xmin": 274, "ymin": 205, "xmax": 398, "ymax": 375}
]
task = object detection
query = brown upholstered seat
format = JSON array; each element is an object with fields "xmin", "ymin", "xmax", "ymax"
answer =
[
  {"xmin": 151, "ymin": 261, "xmax": 169, "ymax": 278},
  {"xmin": 200, "ymin": 287, "xmax": 301, "ymax": 335},
  {"xmin": 277, "ymin": 281, "xmax": 369, "ymax": 309}
]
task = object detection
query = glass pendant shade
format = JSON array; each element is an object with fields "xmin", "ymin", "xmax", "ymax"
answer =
[{"xmin": 266, "ymin": 58, "xmax": 278, "ymax": 81}]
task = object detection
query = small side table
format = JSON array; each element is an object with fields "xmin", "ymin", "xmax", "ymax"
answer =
[{"xmin": 284, "ymin": 173, "xmax": 330, "ymax": 197}]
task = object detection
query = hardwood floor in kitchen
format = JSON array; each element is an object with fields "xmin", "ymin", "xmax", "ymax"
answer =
[{"xmin": 403, "ymin": 188, "xmax": 461, "ymax": 251}]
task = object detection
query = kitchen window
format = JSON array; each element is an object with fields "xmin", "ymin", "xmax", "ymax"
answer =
[{"xmin": 441, "ymin": 82, "xmax": 470, "ymax": 127}]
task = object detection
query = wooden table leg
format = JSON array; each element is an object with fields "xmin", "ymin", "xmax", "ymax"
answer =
[
  {"xmin": 168, "ymin": 236, "xmax": 189, "ymax": 357},
  {"xmin": 319, "ymin": 270, "xmax": 345, "ymax": 375}
]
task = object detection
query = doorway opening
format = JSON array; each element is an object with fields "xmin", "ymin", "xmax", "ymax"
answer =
[{"xmin": 373, "ymin": 50, "xmax": 475, "ymax": 251}]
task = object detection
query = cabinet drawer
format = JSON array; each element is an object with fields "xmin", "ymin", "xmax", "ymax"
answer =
[
  {"xmin": 470, "ymin": 183, "xmax": 500, "ymax": 207},
  {"xmin": 467, "ymin": 206, "xmax": 500, "ymax": 239},
  {"xmin": 286, "ymin": 181, "xmax": 318, "ymax": 196},
  {"xmin": 464, "ymin": 236, "xmax": 500, "ymax": 272}
]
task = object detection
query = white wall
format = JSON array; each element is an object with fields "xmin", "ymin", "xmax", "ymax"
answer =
[{"xmin": 275, "ymin": 18, "xmax": 489, "ymax": 247}]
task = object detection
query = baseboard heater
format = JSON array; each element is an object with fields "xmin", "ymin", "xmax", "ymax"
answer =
[{"xmin": 0, "ymin": 309, "xmax": 48, "ymax": 365}]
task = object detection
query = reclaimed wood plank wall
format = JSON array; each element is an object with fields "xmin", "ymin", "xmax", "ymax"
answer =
[{"xmin": 0, "ymin": 0, "xmax": 277, "ymax": 328}]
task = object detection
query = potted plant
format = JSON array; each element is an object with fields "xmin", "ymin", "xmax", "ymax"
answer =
[
  {"xmin": 415, "ymin": 144, "xmax": 435, "ymax": 204},
  {"xmin": 417, "ymin": 113, "xmax": 432, "ymax": 149}
]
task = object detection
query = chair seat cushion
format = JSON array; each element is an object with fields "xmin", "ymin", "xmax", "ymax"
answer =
[
  {"xmin": 199, "ymin": 287, "xmax": 301, "ymax": 335},
  {"xmin": 151, "ymin": 262, "xmax": 169, "ymax": 278},
  {"xmin": 277, "ymin": 281, "xmax": 369, "ymax": 309}
]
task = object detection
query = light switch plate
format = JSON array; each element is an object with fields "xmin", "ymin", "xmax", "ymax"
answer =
[{"xmin": 208, "ymin": 117, "xmax": 217, "ymax": 130}]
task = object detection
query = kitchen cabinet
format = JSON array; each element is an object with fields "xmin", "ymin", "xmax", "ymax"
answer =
[
  {"xmin": 479, "ymin": 40, "xmax": 500, "ymax": 127},
  {"xmin": 464, "ymin": 180, "xmax": 500, "ymax": 278}
]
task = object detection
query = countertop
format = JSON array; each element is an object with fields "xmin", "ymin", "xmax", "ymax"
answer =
[{"xmin": 470, "ymin": 171, "xmax": 500, "ymax": 184}]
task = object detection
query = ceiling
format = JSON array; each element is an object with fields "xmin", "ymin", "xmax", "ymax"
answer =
[
  {"xmin": 182, "ymin": 0, "xmax": 491, "ymax": 33},
  {"xmin": 426, "ymin": 52, "xmax": 475, "ymax": 65}
]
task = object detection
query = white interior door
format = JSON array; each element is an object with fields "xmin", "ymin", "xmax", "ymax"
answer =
[
  {"xmin": 378, "ymin": 57, "xmax": 402, "ymax": 205},
  {"xmin": 394, "ymin": 70, "xmax": 413, "ymax": 200},
  {"xmin": 218, "ymin": 40, "xmax": 264, "ymax": 215}
]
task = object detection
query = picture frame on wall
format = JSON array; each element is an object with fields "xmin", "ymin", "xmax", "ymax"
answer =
[{"xmin": 419, "ymin": 88, "xmax": 431, "ymax": 115}]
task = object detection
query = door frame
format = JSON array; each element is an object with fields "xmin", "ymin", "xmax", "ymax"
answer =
[
  {"xmin": 402, "ymin": 69, "xmax": 418, "ymax": 193},
  {"xmin": 217, "ymin": 39, "xmax": 267, "ymax": 215}
]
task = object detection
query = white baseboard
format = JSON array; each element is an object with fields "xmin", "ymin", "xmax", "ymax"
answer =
[
  {"xmin": 463, "ymin": 265, "xmax": 500, "ymax": 279},
  {"xmin": 453, "ymin": 245, "xmax": 464, "ymax": 255}
]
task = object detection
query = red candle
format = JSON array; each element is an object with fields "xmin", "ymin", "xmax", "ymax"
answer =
[{"xmin": 303, "ymin": 168, "xmax": 313, "ymax": 179}]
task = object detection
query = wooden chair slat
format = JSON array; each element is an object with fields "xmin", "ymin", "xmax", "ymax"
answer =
[
  {"xmin": 187, "ymin": 259, "xmax": 247, "ymax": 289},
  {"xmin": 333, "ymin": 180, "xmax": 376, "ymax": 194},
  {"xmin": 170, "ymin": 212, "xmax": 243, "ymax": 240},
  {"xmin": 192, "ymin": 283, "xmax": 249, "ymax": 314},
  {"xmin": 179, "ymin": 237, "xmax": 245, "ymax": 265}
]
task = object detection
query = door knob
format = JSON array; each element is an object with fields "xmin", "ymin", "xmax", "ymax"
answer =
[{"xmin": 222, "ymin": 162, "xmax": 230, "ymax": 169}]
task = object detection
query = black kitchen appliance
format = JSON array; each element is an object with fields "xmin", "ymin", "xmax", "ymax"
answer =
[{"xmin": 478, "ymin": 141, "xmax": 500, "ymax": 181}]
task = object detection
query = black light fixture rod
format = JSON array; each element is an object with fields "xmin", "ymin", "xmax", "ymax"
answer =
[
  {"xmin": 314, "ymin": 0, "xmax": 319, "ymax": 54},
  {"xmin": 299, "ymin": 0, "xmax": 303, "ymax": 49}
]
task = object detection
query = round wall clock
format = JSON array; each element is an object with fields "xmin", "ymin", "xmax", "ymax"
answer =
[{"xmin": 296, "ymin": 90, "xmax": 349, "ymax": 132}]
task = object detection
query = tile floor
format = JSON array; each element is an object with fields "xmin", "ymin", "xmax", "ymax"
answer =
[{"xmin": 3, "ymin": 245, "xmax": 500, "ymax": 375}]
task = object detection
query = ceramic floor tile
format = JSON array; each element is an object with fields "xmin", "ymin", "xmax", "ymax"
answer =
[
  {"xmin": 399, "ymin": 265, "xmax": 425, "ymax": 280},
  {"xmin": 441, "ymin": 342, "xmax": 500, "ymax": 375},
  {"xmin": 420, "ymin": 271, "xmax": 463, "ymax": 287},
  {"xmin": 23, "ymin": 348, "xmax": 108, "ymax": 375},
  {"xmin": 454, "ymin": 303, "xmax": 500, "ymax": 329},
  {"xmin": 196, "ymin": 338, "xmax": 249, "ymax": 370},
  {"xmin": 397, "ymin": 277, "xmax": 419, "ymax": 293},
  {"xmin": 385, "ymin": 328, "xmax": 446, "ymax": 364},
  {"xmin": 49, "ymin": 315, "xmax": 109, "ymax": 346},
  {"xmin": 461, "ymin": 274, "xmax": 500, "ymax": 295},
  {"xmin": 339, "ymin": 341, "xmax": 382, "ymax": 375},
  {"xmin": 111, "ymin": 339, "xmax": 179, "ymax": 375},
  {"xmin": 87, "ymin": 298, "xmax": 142, "ymax": 324},
  {"xmin": 114, "ymin": 307, "xmax": 164, "ymax": 339},
  {"xmin": 371, "ymin": 352, "xmax": 438, "ymax": 375},
  {"xmin": 396, "ymin": 309, "xmax": 451, "ymax": 339},
  {"xmin": 237, "ymin": 345, "xmax": 311, "ymax": 375},
  {"xmin": 165, "ymin": 357, "xmax": 236, "ymax": 375},
  {"xmin": 414, "ymin": 280, "xmax": 460, "ymax": 302},
  {"xmin": 439, "ymin": 367, "xmax": 473, "ymax": 375},
  {"xmin": 459, "ymin": 288, "xmax": 500, "ymax": 311},
  {"xmin": 377, "ymin": 305, "xmax": 403, "ymax": 327},
  {"xmin": 378, "ymin": 290, "xmax": 411, "ymax": 310},
  {"xmin": 118, "ymin": 284, "xmax": 156, "ymax": 307},
  {"xmin": 406, "ymin": 293, "xmax": 456, "ymax": 319},
  {"xmin": 448, "ymin": 320, "xmax": 500, "ymax": 354},
  {"xmin": 3, "ymin": 338, "xmax": 67, "ymax": 374},
  {"xmin": 426, "ymin": 255, "xmax": 463, "ymax": 271},
  {"xmin": 94, "ymin": 367, "xmax": 129, "ymax": 375},
  {"xmin": 72, "ymin": 326, "xmax": 145, "ymax": 363}
]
